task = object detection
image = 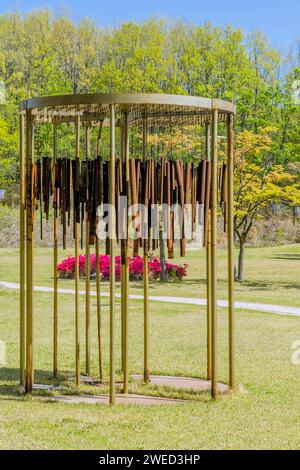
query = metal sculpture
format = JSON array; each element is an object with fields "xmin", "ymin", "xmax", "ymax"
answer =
[{"xmin": 19, "ymin": 93, "xmax": 236, "ymax": 403}]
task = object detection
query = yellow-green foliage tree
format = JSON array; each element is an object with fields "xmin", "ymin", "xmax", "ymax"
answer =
[
  {"xmin": 0, "ymin": 116, "xmax": 18, "ymax": 187},
  {"xmin": 234, "ymin": 128, "xmax": 300, "ymax": 281}
]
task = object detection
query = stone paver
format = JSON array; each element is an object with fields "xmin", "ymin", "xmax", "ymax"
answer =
[{"xmin": 132, "ymin": 374, "xmax": 228, "ymax": 393}]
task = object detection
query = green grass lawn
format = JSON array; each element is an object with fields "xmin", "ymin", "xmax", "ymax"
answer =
[
  {"xmin": 0, "ymin": 244, "xmax": 299, "ymax": 449},
  {"xmin": 1, "ymin": 243, "xmax": 300, "ymax": 307}
]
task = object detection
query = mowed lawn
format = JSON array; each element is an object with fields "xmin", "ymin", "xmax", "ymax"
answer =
[
  {"xmin": 0, "ymin": 244, "xmax": 299, "ymax": 449},
  {"xmin": 1, "ymin": 243, "xmax": 300, "ymax": 307}
]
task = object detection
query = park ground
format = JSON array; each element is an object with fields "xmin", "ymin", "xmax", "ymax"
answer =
[{"xmin": 0, "ymin": 243, "xmax": 299, "ymax": 449}]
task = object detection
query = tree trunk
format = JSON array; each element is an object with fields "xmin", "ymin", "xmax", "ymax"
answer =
[
  {"xmin": 237, "ymin": 241, "xmax": 245, "ymax": 282},
  {"xmin": 292, "ymin": 206, "xmax": 296, "ymax": 226},
  {"xmin": 159, "ymin": 228, "xmax": 167, "ymax": 282}
]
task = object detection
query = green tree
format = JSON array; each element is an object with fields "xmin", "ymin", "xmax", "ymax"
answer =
[
  {"xmin": 0, "ymin": 116, "xmax": 18, "ymax": 187},
  {"xmin": 234, "ymin": 127, "xmax": 300, "ymax": 281}
]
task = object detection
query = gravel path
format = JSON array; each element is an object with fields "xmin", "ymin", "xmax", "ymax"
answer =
[{"xmin": 1, "ymin": 280, "xmax": 299, "ymax": 317}]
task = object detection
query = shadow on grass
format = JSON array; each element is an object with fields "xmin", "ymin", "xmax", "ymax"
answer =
[
  {"xmin": 0, "ymin": 367, "xmax": 217, "ymax": 403},
  {"xmin": 0, "ymin": 367, "xmax": 72, "ymax": 398},
  {"xmin": 245, "ymin": 280, "xmax": 299, "ymax": 290},
  {"xmin": 272, "ymin": 253, "xmax": 300, "ymax": 260},
  {"xmin": 241, "ymin": 281, "xmax": 269, "ymax": 290}
]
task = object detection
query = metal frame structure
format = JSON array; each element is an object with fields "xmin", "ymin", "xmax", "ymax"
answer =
[{"xmin": 19, "ymin": 92, "xmax": 236, "ymax": 404}]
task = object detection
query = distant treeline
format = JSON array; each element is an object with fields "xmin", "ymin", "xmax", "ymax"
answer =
[{"xmin": 0, "ymin": 9, "xmax": 299, "ymax": 186}]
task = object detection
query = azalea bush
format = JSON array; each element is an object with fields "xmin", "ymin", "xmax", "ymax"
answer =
[{"xmin": 57, "ymin": 254, "xmax": 188, "ymax": 281}]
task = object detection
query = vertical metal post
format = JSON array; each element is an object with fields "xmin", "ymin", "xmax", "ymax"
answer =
[
  {"xmin": 121, "ymin": 260, "xmax": 125, "ymax": 372},
  {"xmin": 96, "ymin": 123, "xmax": 104, "ymax": 383},
  {"xmin": 19, "ymin": 113, "xmax": 26, "ymax": 387},
  {"xmin": 143, "ymin": 246, "xmax": 149, "ymax": 383},
  {"xmin": 206, "ymin": 211, "xmax": 212, "ymax": 379},
  {"xmin": 109, "ymin": 104, "xmax": 116, "ymax": 404},
  {"xmin": 53, "ymin": 123, "xmax": 58, "ymax": 377},
  {"xmin": 25, "ymin": 109, "xmax": 34, "ymax": 394},
  {"xmin": 85, "ymin": 125, "xmax": 91, "ymax": 376},
  {"xmin": 120, "ymin": 124, "xmax": 125, "ymax": 374},
  {"xmin": 205, "ymin": 123, "xmax": 212, "ymax": 380},
  {"xmin": 143, "ymin": 116, "xmax": 150, "ymax": 383},
  {"xmin": 227, "ymin": 113, "xmax": 235, "ymax": 390},
  {"xmin": 123, "ymin": 112, "xmax": 129, "ymax": 393},
  {"xmin": 75, "ymin": 114, "xmax": 80, "ymax": 386},
  {"xmin": 95, "ymin": 221, "xmax": 103, "ymax": 382},
  {"xmin": 211, "ymin": 108, "xmax": 218, "ymax": 399}
]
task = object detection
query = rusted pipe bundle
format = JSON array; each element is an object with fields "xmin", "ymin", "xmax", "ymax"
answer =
[{"xmin": 32, "ymin": 156, "xmax": 228, "ymax": 254}]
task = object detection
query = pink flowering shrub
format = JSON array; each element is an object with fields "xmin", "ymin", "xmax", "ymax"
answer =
[{"xmin": 57, "ymin": 254, "xmax": 188, "ymax": 281}]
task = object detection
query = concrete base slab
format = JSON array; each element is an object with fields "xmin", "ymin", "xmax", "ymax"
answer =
[
  {"xmin": 79, "ymin": 375, "xmax": 101, "ymax": 385},
  {"xmin": 33, "ymin": 383, "xmax": 63, "ymax": 390},
  {"xmin": 52, "ymin": 393, "xmax": 189, "ymax": 405},
  {"xmin": 79, "ymin": 376, "xmax": 123, "ymax": 386},
  {"xmin": 132, "ymin": 374, "xmax": 229, "ymax": 393}
]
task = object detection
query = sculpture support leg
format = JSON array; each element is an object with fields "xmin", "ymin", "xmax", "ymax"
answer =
[
  {"xmin": 109, "ymin": 104, "xmax": 116, "ymax": 405},
  {"xmin": 206, "ymin": 210, "xmax": 212, "ymax": 380},
  {"xmin": 123, "ymin": 112, "xmax": 130, "ymax": 394},
  {"xmin": 53, "ymin": 123, "xmax": 58, "ymax": 377},
  {"xmin": 20, "ymin": 113, "xmax": 26, "ymax": 387},
  {"xmin": 85, "ymin": 125, "xmax": 91, "ymax": 376},
  {"xmin": 143, "ymin": 243, "xmax": 149, "ymax": 383},
  {"xmin": 205, "ymin": 123, "xmax": 212, "ymax": 380},
  {"xmin": 95, "ymin": 230, "xmax": 103, "ymax": 382},
  {"xmin": 25, "ymin": 109, "xmax": 34, "ymax": 394},
  {"xmin": 75, "ymin": 114, "xmax": 80, "ymax": 387},
  {"xmin": 211, "ymin": 109, "xmax": 218, "ymax": 400},
  {"xmin": 227, "ymin": 113, "xmax": 236, "ymax": 391}
]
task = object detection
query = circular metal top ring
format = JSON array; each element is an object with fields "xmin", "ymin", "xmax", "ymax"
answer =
[{"xmin": 20, "ymin": 92, "xmax": 235, "ymax": 115}]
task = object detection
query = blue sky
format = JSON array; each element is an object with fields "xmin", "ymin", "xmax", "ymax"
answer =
[{"xmin": 0, "ymin": 0, "xmax": 299, "ymax": 50}]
